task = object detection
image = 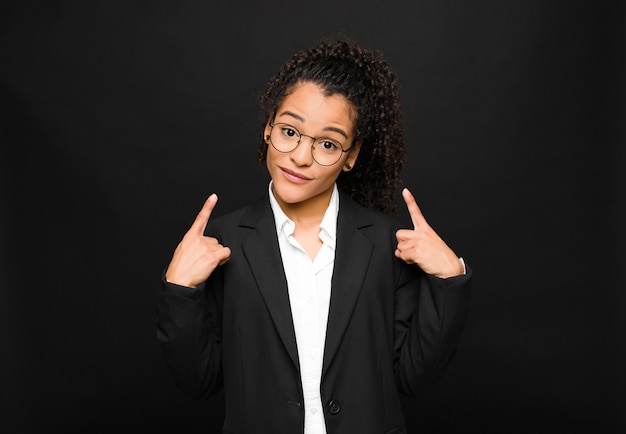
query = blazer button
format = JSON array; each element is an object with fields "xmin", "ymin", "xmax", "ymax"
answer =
[{"xmin": 328, "ymin": 400, "xmax": 341, "ymax": 415}]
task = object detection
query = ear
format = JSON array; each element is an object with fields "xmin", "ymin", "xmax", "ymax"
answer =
[
  {"xmin": 263, "ymin": 112, "xmax": 276, "ymax": 143},
  {"xmin": 342, "ymin": 140, "xmax": 362, "ymax": 172}
]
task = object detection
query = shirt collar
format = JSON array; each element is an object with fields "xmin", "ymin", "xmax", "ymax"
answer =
[{"xmin": 268, "ymin": 181, "xmax": 339, "ymax": 246}]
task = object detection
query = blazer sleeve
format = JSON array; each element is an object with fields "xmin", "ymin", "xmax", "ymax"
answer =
[
  {"xmin": 156, "ymin": 269, "xmax": 225, "ymax": 400},
  {"xmin": 393, "ymin": 262, "xmax": 472, "ymax": 397}
]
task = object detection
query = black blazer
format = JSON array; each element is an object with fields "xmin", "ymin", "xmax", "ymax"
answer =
[{"xmin": 157, "ymin": 190, "xmax": 471, "ymax": 434}]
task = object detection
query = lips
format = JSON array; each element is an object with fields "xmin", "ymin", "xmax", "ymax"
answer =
[{"xmin": 281, "ymin": 167, "xmax": 313, "ymax": 183}]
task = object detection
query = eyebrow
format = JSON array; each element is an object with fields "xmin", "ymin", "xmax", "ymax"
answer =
[{"xmin": 277, "ymin": 110, "xmax": 349, "ymax": 139}]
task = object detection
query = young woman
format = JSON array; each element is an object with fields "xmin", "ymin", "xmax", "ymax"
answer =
[{"xmin": 157, "ymin": 36, "xmax": 472, "ymax": 434}]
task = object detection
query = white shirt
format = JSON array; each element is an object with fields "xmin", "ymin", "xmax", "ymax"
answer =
[{"xmin": 269, "ymin": 182, "xmax": 338, "ymax": 434}]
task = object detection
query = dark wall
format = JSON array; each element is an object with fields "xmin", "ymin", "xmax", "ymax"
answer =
[{"xmin": 2, "ymin": 1, "xmax": 624, "ymax": 433}]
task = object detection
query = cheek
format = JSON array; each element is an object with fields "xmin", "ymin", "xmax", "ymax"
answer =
[
  {"xmin": 330, "ymin": 167, "xmax": 344, "ymax": 182},
  {"xmin": 316, "ymin": 165, "xmax": 343, "ymax": 185}
]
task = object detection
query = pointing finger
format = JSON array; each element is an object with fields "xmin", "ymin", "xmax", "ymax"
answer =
[
  {"xmin": 190, "ymin": 193, "xmax": 218, "ymax": 236},
  {"xmin": 402, "ymin": 188, "xmax": 426, "ymax": 229}
]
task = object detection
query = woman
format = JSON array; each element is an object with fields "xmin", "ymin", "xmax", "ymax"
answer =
[{"xmin": 157, "ymin": 36, "xmax": 471, "ymax": 434}]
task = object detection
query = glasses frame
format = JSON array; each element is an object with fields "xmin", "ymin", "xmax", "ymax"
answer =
[{"xmin": 268, "ymin": 122, "xmax": 352, "ymax": 166}]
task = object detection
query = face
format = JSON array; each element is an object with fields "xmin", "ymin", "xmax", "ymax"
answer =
[{"xmin": 264, "ymin": 81, "xmax": 361, "ymax": 212}]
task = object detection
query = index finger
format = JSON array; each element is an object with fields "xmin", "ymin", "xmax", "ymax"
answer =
[
  {"xmin": 402, "ymin": 188, "xmax": 426, "ymax": 229},
  {"xmin": 189, "ymin": 193, "xmax": 218, "ymax": 235}
]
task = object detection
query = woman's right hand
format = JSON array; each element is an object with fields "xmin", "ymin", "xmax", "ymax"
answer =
[{"xmin": 165, "ymin": 194, "xmax": 231, "ymax": 288}]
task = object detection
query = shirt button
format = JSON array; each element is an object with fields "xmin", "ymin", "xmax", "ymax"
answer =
[{"xmin": 311, "ymin": 408, "xmax": 317, "ymax": 415}]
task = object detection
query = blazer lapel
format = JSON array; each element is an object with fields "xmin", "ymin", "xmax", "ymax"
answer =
[
  {"xmin": 322, "ymin": 194, "xmax": 374, "ymax": 375},
  {"xmin": 240, "ymin": 195, "xmax": 300, "ymax": 369}
]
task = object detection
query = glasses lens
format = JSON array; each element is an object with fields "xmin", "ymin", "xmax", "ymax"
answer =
[
  {"xmin": 270, "ymin": 123, "xmax": 300, "ymax": 152},
  {"xmin": 312, "ymin": 139, "xmax": 344, "ymax": 166}
]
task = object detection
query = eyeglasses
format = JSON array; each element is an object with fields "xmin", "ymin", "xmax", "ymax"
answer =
[{"xmin": 267, "ymin": 122, "xmax": 351, "ymax": 166}]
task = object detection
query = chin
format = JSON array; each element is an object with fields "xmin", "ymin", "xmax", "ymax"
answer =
[{"xmin": 272, "ymin": 183, "xmax": 309, "ymax": 204}]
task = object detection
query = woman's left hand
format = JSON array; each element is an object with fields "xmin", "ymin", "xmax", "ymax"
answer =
[{"xmin": 395, "ymin": 188, "xmax": 464, "ymax": 279}]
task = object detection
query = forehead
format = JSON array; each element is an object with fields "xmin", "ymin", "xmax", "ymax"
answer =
[{"xmin": 276, "ymin": 81, "xmax": 355, "ymax": 133}]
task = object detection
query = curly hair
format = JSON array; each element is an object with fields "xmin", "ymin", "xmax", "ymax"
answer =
[{"xmin": 256, "ymin": 35, "xmax": 405, "ymax": 215}]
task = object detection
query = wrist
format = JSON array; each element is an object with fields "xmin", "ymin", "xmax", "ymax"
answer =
[{"xmin": 435, "ymin": 258, "xmax": 465, "ymax": 279}]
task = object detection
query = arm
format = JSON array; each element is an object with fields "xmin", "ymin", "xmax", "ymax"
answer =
[
  {"xmin": 393, "ymin": 264, "xmax": 471, "ymax": 397},
  {"xmin": 393, "ymin": 187, "xmax": 472, "ymax": 396},
  {"xmin": 156, "ymin": 274, "xmax": 224, "ymax": 399},
  {"xmin": 156, "ymin": 194, "xmax": 230, "ymax": 399}
]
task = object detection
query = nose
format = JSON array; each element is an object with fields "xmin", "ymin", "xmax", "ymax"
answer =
[{"xmin": 290, "ymin": 135, "xmax": 314, "ymax": 166}]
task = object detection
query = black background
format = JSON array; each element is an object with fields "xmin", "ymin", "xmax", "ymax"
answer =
[{"xmin": 1, "ymin": 1, "xmax": 624, "ymax": 433}]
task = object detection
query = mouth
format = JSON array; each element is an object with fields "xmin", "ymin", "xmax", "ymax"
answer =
[{"xmin": 280, "ymin": 167, "xmax": 313, "ymax": 183}]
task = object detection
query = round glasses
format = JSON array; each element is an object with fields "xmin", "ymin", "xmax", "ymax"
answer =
[{"xmin": 267, "ymin": 122, "xmax": 351, "ymax": 166}]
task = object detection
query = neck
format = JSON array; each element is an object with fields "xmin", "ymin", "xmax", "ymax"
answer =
[{"xmin": 274, "ymin": 187, "xmax": 332, "ymax": 228}]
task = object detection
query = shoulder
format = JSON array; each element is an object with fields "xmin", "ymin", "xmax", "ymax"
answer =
[
  {"xmin": 337, "ymin": 190, "xmax": 410, "ymax": 253},
  {"xmin": 338, "ymin": 190, "xmax": 406, "ymax": 231},
  {"xmin": 204, "ymin": 192, "xmax": 270, "ymax": 236}
]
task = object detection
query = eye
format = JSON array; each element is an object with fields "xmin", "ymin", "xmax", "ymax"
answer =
[
  {"xmin": 280, "ymin": 126, "xmax": 299, "ymax": 139},
  {"xmin": 316, "ymin": 139, "xmax": 340, "ymax": 153}
]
